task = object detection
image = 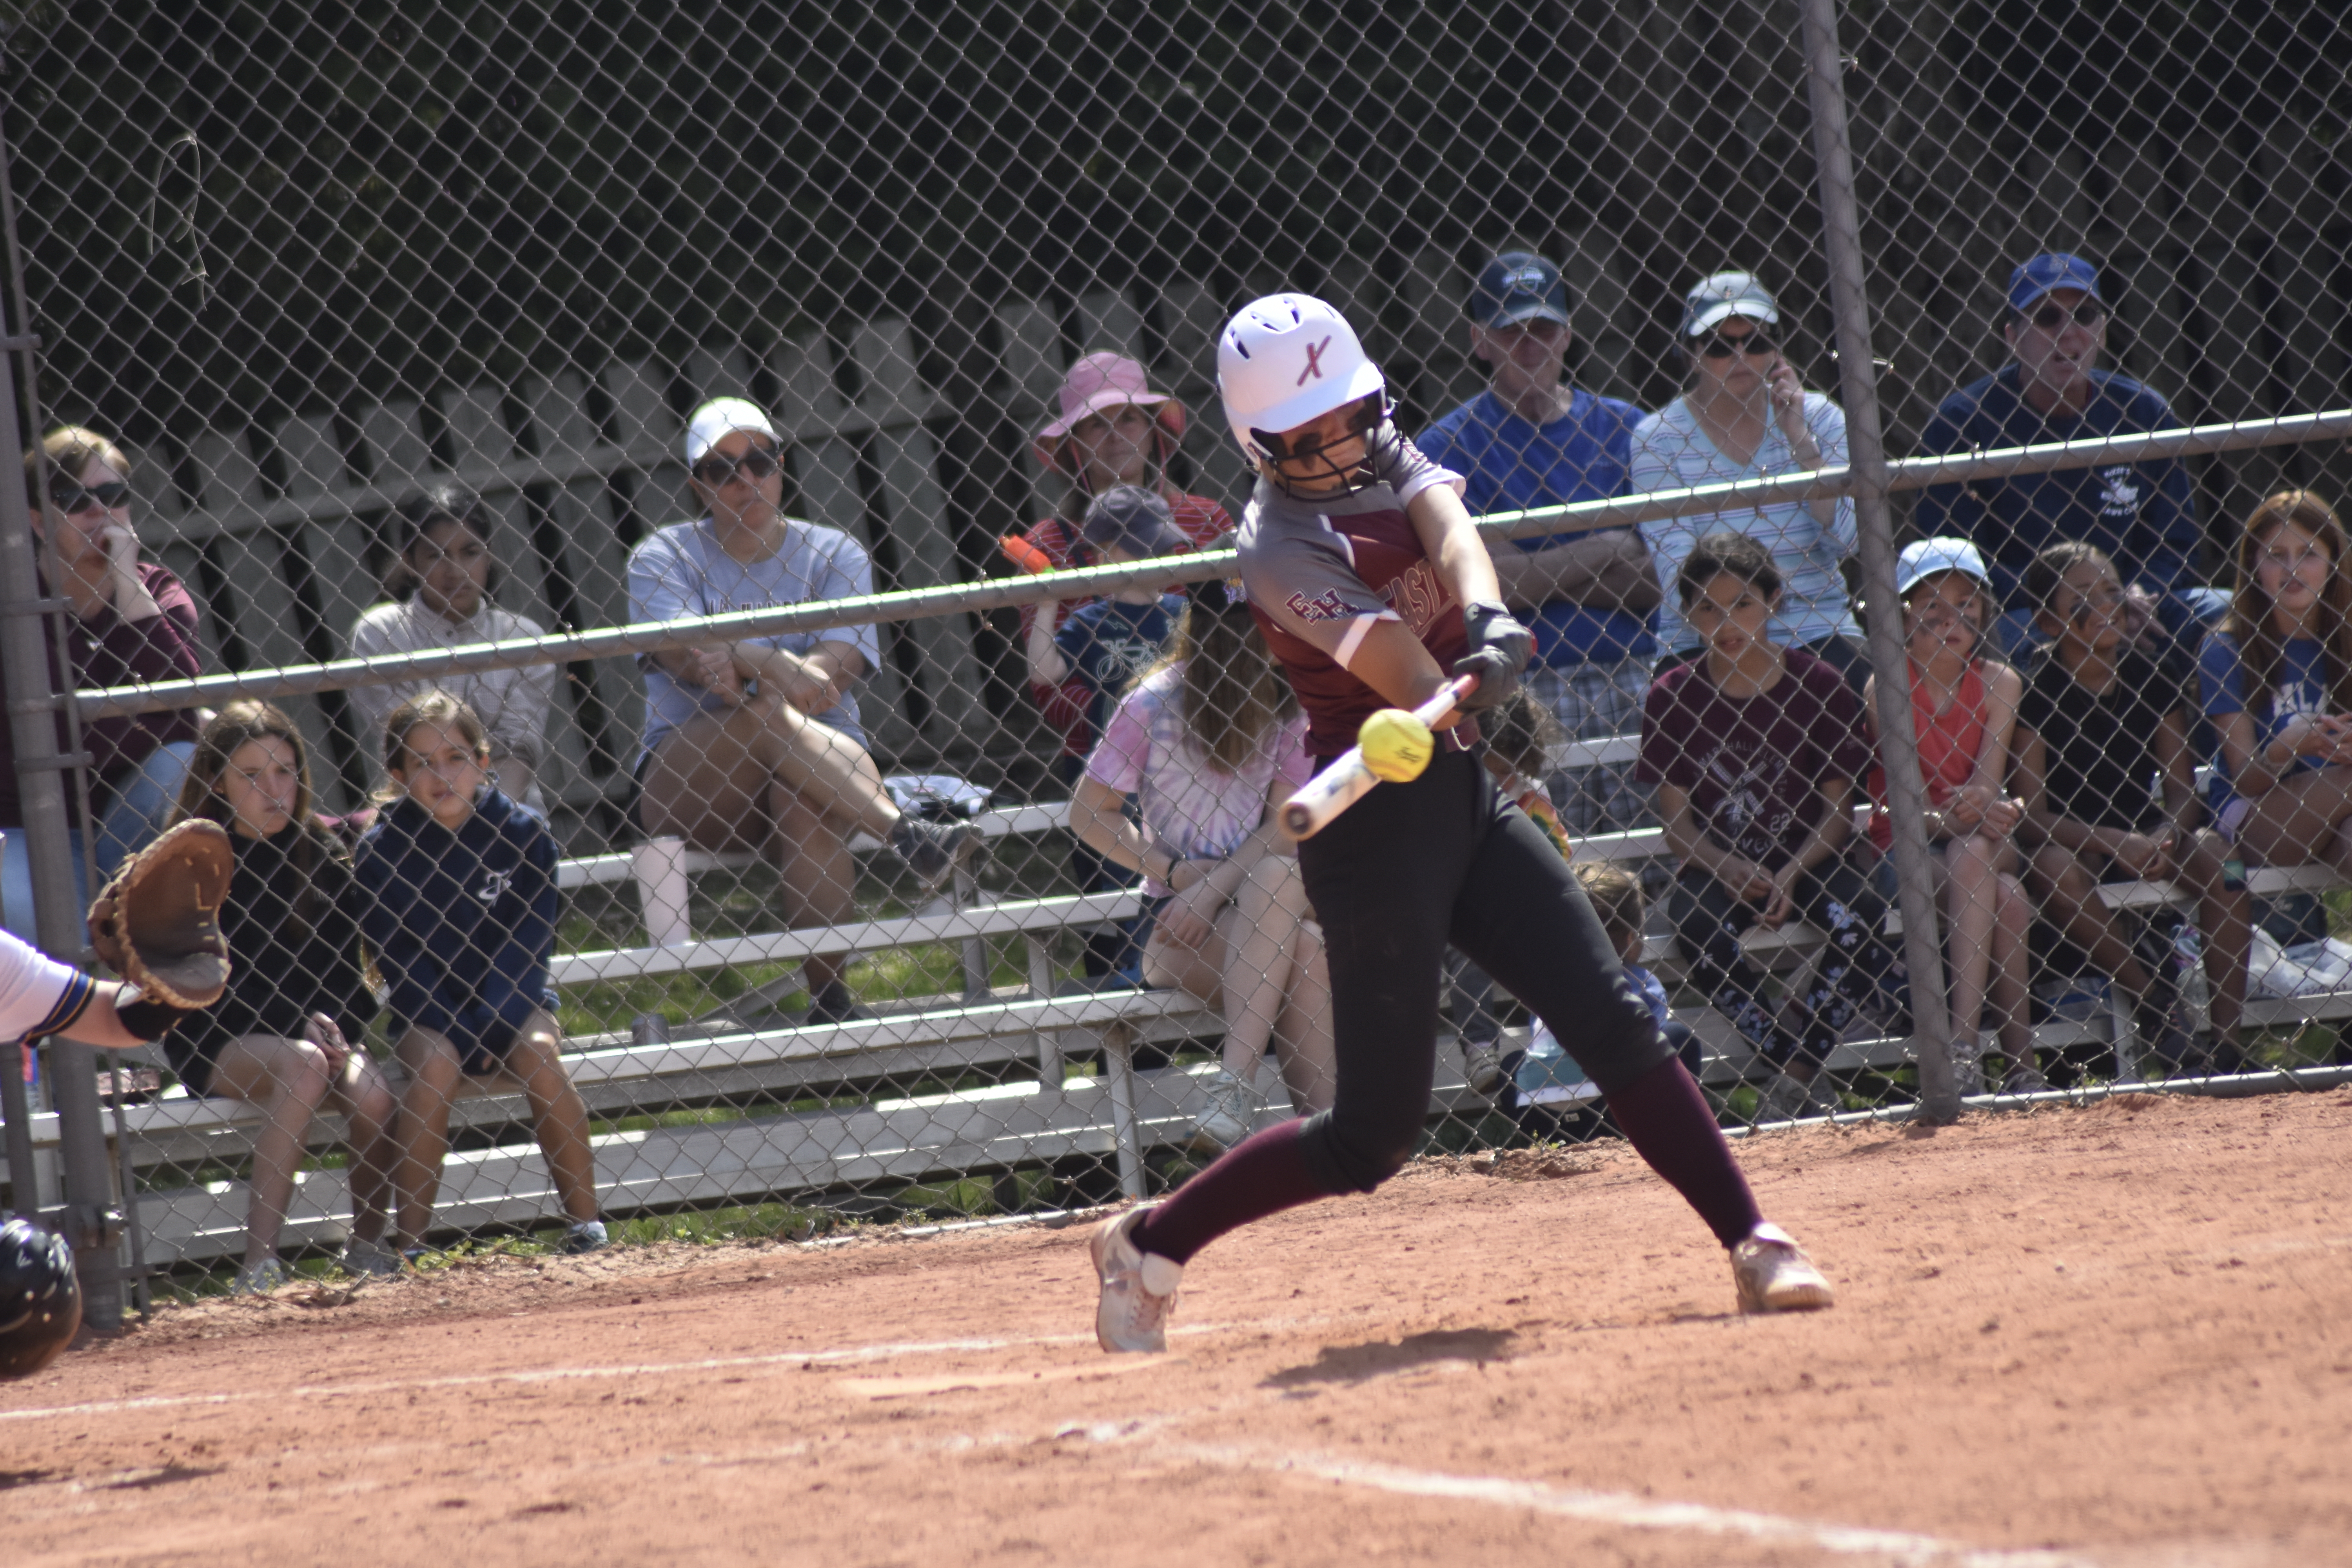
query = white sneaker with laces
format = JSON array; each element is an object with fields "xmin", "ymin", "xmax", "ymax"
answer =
[
  {"xmin": 1730, "ymin": 1221, "xmax": 1835, "ymax": 1314},
  {"xmin": 1460, "ymin": 1041, "xmax": 1506, "ymax": 1096},
  {"xmin": 1089, "ymin": 1206, "xmax": 1181, "ymax": 1353},
  {"xmin": 1193, "ymin": 1069, "xmax": 1261, "ymax": 1151}
]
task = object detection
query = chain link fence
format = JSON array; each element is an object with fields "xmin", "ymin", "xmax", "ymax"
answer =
[{"xmin": 2, "ymin": 0, "xmax": 2350, "ymax": 1302}]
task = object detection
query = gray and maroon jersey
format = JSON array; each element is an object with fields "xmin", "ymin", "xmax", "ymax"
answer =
[{"xmin": 1236, "ymin": 428, "xmax": 1470, "ymax": 758}]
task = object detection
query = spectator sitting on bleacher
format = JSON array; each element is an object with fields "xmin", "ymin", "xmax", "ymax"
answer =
[
  {"xmin": 1862, "ymin": 539, "xmax": 2036, "ymax": 1096},
  {"xmin": 4, "ymin": 428, "xmax": 204, "ymax": 944},
  {"xmin": 355, "ymin": 691, "xmax": 605, "ymax": 1259},
  {"xmin": 1413, "ymin": 250, "xmax": 1660, "ymax": 837},
  {"xmin": 1913, "ymin": 253, "xmax": 2209, "ymax": 657},
  {"xmin": 1635, "ymin": 273, "xmax": 1866, "ymax": 695},
  {"xmin": 2017, "ymin": 541, "xmax": 2252, "ymax": 1076},
  {"xmin": 2198, "ymin": 490, "xmax": 2352, "ymax": 882},
  {"xmin": 1031, "ymin": 486, "xmax": 1195, "ymax": 982},
  {"xmin": 1016, "ymin": 355, "xmax": 1233, "ymax": 982},
  {"xmin": 349, "ymin": 486, "xmax": 556, "ymax": 814},
  {"xmin": 165, "ymin": 701, "xmax": 401, "ymax": 1293},
  {"xmin": 1072, "ymin": 577, "xmax": 1335, "ymax": 1148},
  {"xmin": 628, "ymin": 398, "xmax": 976, "ymax": 1025},
  {"xmin": 1637, "ymin": 532, "xmax": 1895, "ymax": 1123}
]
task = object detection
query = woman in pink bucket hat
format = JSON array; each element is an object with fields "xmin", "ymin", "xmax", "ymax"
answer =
[{"xmin": 1013, "ymin": 351, "xmax": 1236, "ymax": 980}]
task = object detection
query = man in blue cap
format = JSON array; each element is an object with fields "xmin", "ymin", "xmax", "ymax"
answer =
[
  {"xmin": 1415, "ymin": 250, "xmax": 1659, "ymax": 836},
  {"xmin": 1415, "ymin": 250, "xmax": 1658, "ymax": 1098},
  {"xmin": 1913, "ymin": 252, "xmax": 2205, "ymax": 654}
]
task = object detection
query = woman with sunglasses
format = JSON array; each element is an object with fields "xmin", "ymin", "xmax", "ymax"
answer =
[
  {"xmin": 348, "ymin": 485, "xmax": 556, "ymax": 813},
  {"xmin": 4, "ymin": 428, "xmax": 204, "ymax": 944},
  {"xmin": 626, "ymin": 398, "xmax": 975, "ymax": 1025},
  {"xmin": 1633, "ymin": 272, "xmax": 1867, "ymax": 694}
]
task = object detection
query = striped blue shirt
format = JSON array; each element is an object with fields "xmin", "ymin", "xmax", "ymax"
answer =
[{"xmin": 1633, "ymin": 393, "xmax": 1860, "ymax": 653}]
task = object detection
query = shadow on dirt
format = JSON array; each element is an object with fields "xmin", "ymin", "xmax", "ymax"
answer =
[{"xmin": 1263, "ymin": 1327, "xmax": 1517, "ymax": 1388}]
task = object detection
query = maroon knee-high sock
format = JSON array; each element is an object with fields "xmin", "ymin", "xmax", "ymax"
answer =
[
  {"xmin": 1131, "ymin": 1120, "xmax": 1330, "ymax": 1265},
  {"xmin": 1606, "ymin": 1058, "xmax": 1763, "ymax": 1249}
]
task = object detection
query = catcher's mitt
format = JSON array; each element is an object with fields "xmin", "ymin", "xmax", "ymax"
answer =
[{"xmin": 87, "ymin": 817, "xmax": 233, "ymax": 1009}]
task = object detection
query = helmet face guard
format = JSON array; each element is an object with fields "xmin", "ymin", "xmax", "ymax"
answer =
[{"xmin": 1250, "ymin": 393, "xmax": 1390, "ymax": 499}]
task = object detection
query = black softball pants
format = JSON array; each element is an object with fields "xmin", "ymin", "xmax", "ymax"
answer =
[{"xmin": 1292, "ymin": 748, "xmax": 1673, "ymax": 1195}]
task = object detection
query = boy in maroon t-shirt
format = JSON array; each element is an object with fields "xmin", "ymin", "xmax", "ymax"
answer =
[{"xmin": 1637, "ymin": 533, "xmax": 1896, "ymax": 1121}]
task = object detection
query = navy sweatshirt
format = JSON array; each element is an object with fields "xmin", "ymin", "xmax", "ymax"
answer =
[{"xmin": 354, "ymin": 787, "xmax": 558, "ymax": 1063}]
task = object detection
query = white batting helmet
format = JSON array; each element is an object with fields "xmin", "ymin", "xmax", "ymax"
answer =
[{"xmin": 1216, "ymin": 294, "xmax": 1387, "ymax": 466}]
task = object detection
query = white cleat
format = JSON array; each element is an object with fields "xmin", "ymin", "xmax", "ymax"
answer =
[
  {"xmin": 1089, "ymin": 1205, "xmax": 1182, "ymax": 1353},
  {"xmin": 1731, "ymin": 1221, "xmax": 1836, "ymax": 1314}
]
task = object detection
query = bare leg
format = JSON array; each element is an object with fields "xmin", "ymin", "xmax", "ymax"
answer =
[
  {"xmin": 2241, "ymin": 765, "xmax": 2352, "ymax": 877},
  {"xmin": 645, "ymin": 703, "xmax": 900, "ymax": 996},
  {"xmin": 642, "ymin": 698, "xmax": 898, "ymax": 847},
  {"xmin": 208, "ymin": 1034, "xmax": 335, "ymax": 1267},
  {"xmin": 2177, "ymin": 829, "xmax": 2253, "ymax": 1051},
  {"xmin": 1212, "ymin": 855, "xmax": 1312, "ymax": 1079},
  {"xmin": 1989, "ymin": 871, "xmax": 2035, "ymax": 1067},
  {"xmin": 2027, "ymin": 844, "xmax": 2154, "ymax": 996},
  {"xmin": 326, "ymin": 1053, "xmax": 401, "ymax": 1245},
  {"xmin": 1940, "ymin": 833, "xmax": 2005, "ymax": 1061},
  {"xmin": 769, "ymin": 786, "xmax": 862, "ymax": 996},
  {"xmin": 392, "ymin": 1029, "xmax": 465, "ymax": 1247},
  {"xmin": 1274, "ymin": 922, "xmax": 1338, "ymax": 1114},
  {"xmin": 505, "ymin": 1009, "xmax": 600, "ymax": 1223}
]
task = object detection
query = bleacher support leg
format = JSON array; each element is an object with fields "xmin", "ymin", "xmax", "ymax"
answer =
[
  {"xmin": 955, "ymin": 862, "xmax": 987, "ymax": 999},
  {"xmin": 1103, "ymin": 1022, "xmax": 1145, "ymax": 1200}
]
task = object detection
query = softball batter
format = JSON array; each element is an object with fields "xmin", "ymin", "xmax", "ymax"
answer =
[{"xmin": 1089, "ymin": 295, "xmax": 1835, "ymax": 1351}]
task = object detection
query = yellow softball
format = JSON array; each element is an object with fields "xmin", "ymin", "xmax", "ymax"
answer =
[{"xmin": 1358, "ymin": 707, "xmax": 1435, "ymax": 784}]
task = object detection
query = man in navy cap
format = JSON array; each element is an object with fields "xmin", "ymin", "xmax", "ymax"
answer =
[
  {"xmin": 1416, "ymin": 250, "xmax": 1659, "ymax": 836},
  {"xmin": 1415, "ymin": 250, "xmax": 1658, "ymax": 1098},
  {"xmin": 1913, "ymin": 252, "xmax": 2205, "ymax": 654}
]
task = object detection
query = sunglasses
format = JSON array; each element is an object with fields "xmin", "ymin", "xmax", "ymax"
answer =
[
  {"xmin": 2027, "ymin": 302, "xmax": 2107, "ymax": 333},
  {"xmin": 1698, "ymin": 333, "xmax": 1777, "ymax": 359},
  {"xmin": 49, "ymin": 479, "xmax": 130, "ymax": 514},
  {"xmin": 692, "ymin": 446, "xmax": 782, "ymax": 487},
  {"xmin": 1251, "ymin": 395, "xmax": 1384, "ymax": 464}
]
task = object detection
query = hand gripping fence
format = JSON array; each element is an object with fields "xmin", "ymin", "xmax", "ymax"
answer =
[{"xmin": 2, "ymin": 1, "xmax": 2350, "ymax": 1314}]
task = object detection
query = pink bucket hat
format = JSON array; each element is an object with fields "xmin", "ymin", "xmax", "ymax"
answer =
[{"xmin": 1032, "ymin": 352, "xmax": 1189, "ymax": 475}]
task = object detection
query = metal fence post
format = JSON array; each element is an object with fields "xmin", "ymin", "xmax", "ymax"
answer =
[
  {"xmin": 1799, "ymin": 0, "xmax": 1963, "ymax": 1123},
  {"xmin": 0, "ymin": 117, "xmax": 126, "ymax": 1321}
]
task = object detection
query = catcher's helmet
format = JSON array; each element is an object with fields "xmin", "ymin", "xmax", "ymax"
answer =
[
  {"xmin": 1217, "ymin": 294, "xmax": 1390, "ymax": 494},
  {"xmin": 0, "ymin": 1218, "xmax": 80, "ymax": 1380}
]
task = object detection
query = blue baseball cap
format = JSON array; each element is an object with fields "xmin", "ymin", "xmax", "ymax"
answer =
[
  {"xmin": 1079, "ymin": 485, "xmax": 1187, "ymax": 558},
  {"xmin": 2007, "ymin": 253, "xmax": 2105, "ymax": 313},
  {"xmin": 1470, "ymin": 251, "xmax": 1572, "ymax": 329}
]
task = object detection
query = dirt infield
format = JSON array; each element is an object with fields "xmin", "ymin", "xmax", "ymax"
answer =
[{"xmin": 4, "ymin": 1089, "xmax": 2349, "ymax": 1567}]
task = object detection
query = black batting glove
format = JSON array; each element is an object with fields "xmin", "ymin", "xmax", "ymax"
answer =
[{"xmin": 1451, "ymin": 601, "xmax": 1532, "ymax": 710}]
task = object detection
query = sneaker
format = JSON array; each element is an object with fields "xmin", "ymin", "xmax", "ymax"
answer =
[
  {"xmin": 1757, "ymin": 1070, "xmax": 1833, "ymax": 1123},
  {"xmin": 1949, "ymin": 1051, "xmax": 1988, "ymax": 1097},
  {"xmin": 339, "ymin": 1236, "xmax": 403, "ymax": 1277},
  {"xmin": 1192, "ymin": 1068, "xmax": 1261, "ymax": 1151},
  {"xmin": 1461, "ymin": 1040, "xmax": 1506, "ymax": 1097},
  {"xmin": 563, "ymin": 1220, "xmax": 609, "ymax": 1255},
  {"xmin": 1730, "ymin": 1221, "xmax": 1835, "ymax": 1314},
  {"xmin": 2000, "ymin": 1060, "xmax": 2053, "ymax": 1096},
  {"xmin": 1088, "ymin": 1206, "xmax": 1181, "ymax": 1353},
  {"xmin": 807, "ymin": 980, "xmax": 872, "ymax": 1026},
  {"xmin": 887, "ymin": 815, "xmax": 978, "ymax": 885},
  {"xmin": 231, "ymin": 1257, "xmax": 292, "ymax": 1296}
]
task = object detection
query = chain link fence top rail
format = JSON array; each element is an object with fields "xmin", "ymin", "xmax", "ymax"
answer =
[{"xmin": 2, "ymin": 1, "xmax": 2350, "ymax": 1286}]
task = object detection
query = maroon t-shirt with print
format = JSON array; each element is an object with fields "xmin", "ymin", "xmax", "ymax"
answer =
[{"xmin": 1635, "ymin": 645, "xmax": 1873, "ymax": 867}]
